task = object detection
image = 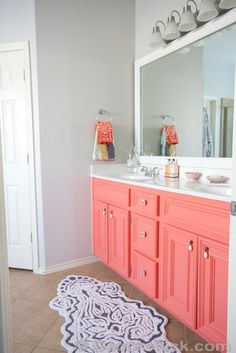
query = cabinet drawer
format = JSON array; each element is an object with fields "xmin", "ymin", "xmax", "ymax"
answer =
[
  {"xmin": 132, "ymin": 252, "xmax": 158, "ymax": 298},
  {"xmin": 132, "ymin": 189, "xmax": 159, "ymax": 217},
  {"xmin": 163, "ymin": 194, "xmax": 230, "ymax": 243},
  {"xmin": 133, "ymin": 215, "xmax": 158, "ymax": 258},
  {"xmin": 93, "ymin": 178, "xmax": 130, "ymax": 207}
]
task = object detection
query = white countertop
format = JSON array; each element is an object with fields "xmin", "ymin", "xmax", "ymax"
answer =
[{"xmin": 91, "ymin": 164, "xmax": 231, "ymax": 202}]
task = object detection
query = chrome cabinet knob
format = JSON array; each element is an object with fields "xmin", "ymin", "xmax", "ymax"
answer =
[
  {"xmin": 102, "ymin": 209, "xmax": 106, "ymax": 216},
  {"xmin": 140, "ymin": 199, "xmax": 147, "ymax": 206},
  {"xmin": 188, "ymin": 241, "xmax": 193, "ymax": 252},
  {"xmin": 140, "ymin": 270, "xmax": 146, "ymax": 278},
  {"xmin": 109, "ymin": 211, "xmax": 113, "ymax": 219},
  {"xmin": 140, "ymin": 231, "xmax": 147, "ymax": 238},
  {"xmin": 203, "ymin": 247, "xmax": 209, "ymax": 259}
]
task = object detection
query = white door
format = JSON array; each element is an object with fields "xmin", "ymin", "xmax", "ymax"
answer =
[{"xmin": 0, "ymin": 49, "xmax": 33, "ymax": 270}]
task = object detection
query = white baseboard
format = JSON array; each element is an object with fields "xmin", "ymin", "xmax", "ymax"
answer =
[{"xmin": 35, "ymin": 256, "xmax": 99, "ymax": 275}]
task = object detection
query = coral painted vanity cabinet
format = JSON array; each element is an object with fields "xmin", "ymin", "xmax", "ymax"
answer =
[
  {"xmin": 92, "ymin": 177, "xmax": 230, "ymax": 349},
  {"xmin": 93, "ymin": 179, "xmax": 130, "ymax": 278}
]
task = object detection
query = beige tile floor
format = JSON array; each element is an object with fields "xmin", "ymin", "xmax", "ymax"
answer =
[{"xmin": 9, "ymin": 261, "xmax": 219, "ymax": 353}]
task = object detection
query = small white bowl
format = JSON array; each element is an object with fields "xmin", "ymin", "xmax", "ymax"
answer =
[
  {"xmin": 207, "ymin": 175, "xmax": 228, "ymax": 184},
  {"xmin": 185, "ymin": 172, "xmax": 202, "ymax": 180}
]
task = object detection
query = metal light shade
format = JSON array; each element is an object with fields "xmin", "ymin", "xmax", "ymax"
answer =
[
  {"xmin": 178, "ymin": 5, "xmax": 197, "ymax": 32},
  {"xmin": 197, "ymin": 0, "xmax": 219, "ymax": 22},
  {"xmin": 219, "ymin": 0, "xmax": 236, "ymax": 9},
  {"xmin": 150, "ymin": 28, "xmax": 166, "ymax": 48},
  {"xmin": 164, "ymin": 16, "xmax": 181, "ymax": 40}
]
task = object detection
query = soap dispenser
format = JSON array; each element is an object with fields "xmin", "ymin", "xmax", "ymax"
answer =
[{"xmin": 165, "ymin": 158, "xmax": 179, "ymax": 178}]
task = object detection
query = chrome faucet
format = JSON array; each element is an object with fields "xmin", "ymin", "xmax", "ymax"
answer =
[{"xmin": 140, "ymin": 166, "xmax": 161, "ymax": 177}]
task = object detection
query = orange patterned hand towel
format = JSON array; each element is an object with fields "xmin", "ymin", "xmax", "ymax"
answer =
[
  {"xmin": 165, "ymin": 125, "xmax": 179, "ymax": 145},
  {"xmin": 96, "ymin": 121, "xmax": 113, "ymax": 144}
]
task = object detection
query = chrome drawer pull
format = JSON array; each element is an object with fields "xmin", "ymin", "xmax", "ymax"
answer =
[
  {"xmin": 140, "ymin": 270, "xmax": 146, "ymax": 278},
  {"xmin": 109, "ymin": 211, "xmax": 113, "ymax": 219},
  {"xmin": 140, "ymin": 231, "xmax": 147, "ymax": 238},
  {"xmin": 102, "ymin": 209, "xmax": 106, "ymax": 216},
  {"xmin": 140, "ymin": 199, "xmax": 147, "ymax": 206},
  {"xmin": 203, "ymin": 247, "xmax": 209, "ymax": 259},
  {"xmin": 188, "ymin": 241, "xmax": 193, "ymax": 252}
]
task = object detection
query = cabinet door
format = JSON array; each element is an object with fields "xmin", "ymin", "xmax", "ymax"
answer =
[
  {"xmin": 198, "ymin": 237, "xmax": 228, "ymax": 346},
  {"xmin": 108, "ymin": 205, "xmax": 129, "ymax": 278},
  {"xmin": 93, "ymin": 200, "xmax": 108, "ymax": 263},
  {"xmin": 162, "ymin": 225, "xmax": 197, "ymax": 327}
]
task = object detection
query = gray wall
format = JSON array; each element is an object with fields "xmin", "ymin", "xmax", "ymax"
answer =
[{"xmin": 35, "ymin": 0, "xmax": 135, "ymax": 267}]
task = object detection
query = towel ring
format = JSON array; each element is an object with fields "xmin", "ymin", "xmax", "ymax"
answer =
[
  {"xmin": 162, "ymin": 114, "xmax": 175, "ymax": 125},
  {"xmin": 96, "ymin": 109, "xmax": 112, "ymax": 121}
]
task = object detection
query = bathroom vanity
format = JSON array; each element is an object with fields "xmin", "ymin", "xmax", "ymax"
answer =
[
  {"xmin": 91, "ymin": 9, "xmax": 236, "ymax": 352},
  {"xmin": 91, "ymin": 169, "xmax": 230, "ymax": 350}
]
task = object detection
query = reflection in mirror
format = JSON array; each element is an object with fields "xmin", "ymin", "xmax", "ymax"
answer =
[{"xmin": 141, "ymin": 23, "xmax": 236, "ymax": 157}]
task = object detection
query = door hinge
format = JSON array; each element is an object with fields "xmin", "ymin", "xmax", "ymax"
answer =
[
  {"xmin": 230, "ymin": 201, "xmax": 236, "ymax": 216},
  {"xmin": 23, "ymin": 69, "xmax": 26, "ymax": 81},
  {"xmin": 128, "ymin": 215, "xmax": 132, "ymax": 223},
  {"xmin": 27, "ymin": 153, "xmax": 30, "ymax": 164},
  {"xmin": 128, "ymin": 266, "xmax": 132, "ymax": 275},
  {"xmin": 30, "ymin": 233, "xmax": 33, "ymax": 242}
]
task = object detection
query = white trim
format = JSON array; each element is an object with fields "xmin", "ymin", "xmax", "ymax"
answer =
[
  {"xmin": 0, "ymin": 116, "xmax": 12, "ymax": 352},
  {"xmin": 35, "ymin": 256, "xmax": 99, "ymax": 275},
  {"xmin": 135, "ymin": 8, "xmax": 236, "ymax": 163},
  {"xmin": 227, "ymin": 55, "xmax": 236, "ymax": 353},
  {"xmin": 0, "ymin": 42, "xmax": 39, "ymax": 272}
]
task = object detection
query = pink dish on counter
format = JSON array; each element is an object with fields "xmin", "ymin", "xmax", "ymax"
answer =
[
  {"xmin": 185, "ymin": 172, "xmax": 202, "ymax": 180},
  {"xmin": 207, "ymin": 175, "xmax": 228, "ymax": 183}
]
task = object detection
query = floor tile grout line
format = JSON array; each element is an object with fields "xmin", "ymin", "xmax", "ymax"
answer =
[
  {"xmin": 12, "ymin": 342, "xmax": 35, "ymax": 353},
  {"xmin": 29, "ymin": 315, "xmax": 60, "ymax": 352}
]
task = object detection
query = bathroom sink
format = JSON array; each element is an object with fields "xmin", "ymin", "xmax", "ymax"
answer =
[{"xmin": 117, "ymin": 174, "xmax": 152, "ymax": 182}]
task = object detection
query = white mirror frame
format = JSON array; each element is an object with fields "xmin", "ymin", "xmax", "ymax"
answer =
[{"xmin": 135, "ymin": 8, "xmax": 236, "ymax": 170}]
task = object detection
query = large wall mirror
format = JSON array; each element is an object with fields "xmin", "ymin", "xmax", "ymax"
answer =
[{"xmin": 138, "ymin": 21, "xmax": 236, "ymax": 158}]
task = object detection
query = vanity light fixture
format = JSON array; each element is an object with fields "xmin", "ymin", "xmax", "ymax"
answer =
[
  {"xmin": 150, "ymin": 0, "xmax": 234, "ymax": 50},
  {"xmin": 197, "ymin": 0, "xmax": 219, "ymax": 22},
  {"xmin": 163, "ymin": 10, "xmax": 181, "ymax": 41},
  {"xmin": 178, "ymin": 0, "xmax": 198, "ymax": 32},
  {"xmin": 150, "ymin": 20, "xmax": 166, "ymax": 48},
  {"xmin": 219, "ymin": 0, "xmax": 236, "ymax": 9}
]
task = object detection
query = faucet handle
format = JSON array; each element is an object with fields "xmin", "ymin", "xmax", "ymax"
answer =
[
  {"xmin": 140, "ymin": 165, "xmax": 148, "ymax": 173},
  {"xmin": 152, "ymin": 167, "xmax": 161, "ymax": 177}
]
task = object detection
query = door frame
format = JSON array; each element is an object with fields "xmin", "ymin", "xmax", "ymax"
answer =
[
  {"xmin": 0, "ymin": 42, "xmax": 39, "ymax": 272},
  {"xmin": 0, "ymin": 139, "xmax": 12, "ymax": 353}
]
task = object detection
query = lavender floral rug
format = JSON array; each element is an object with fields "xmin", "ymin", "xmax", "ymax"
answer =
[{"xmin": 49, "ymin": 275, "xmax": 181, "ymax": 353}]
